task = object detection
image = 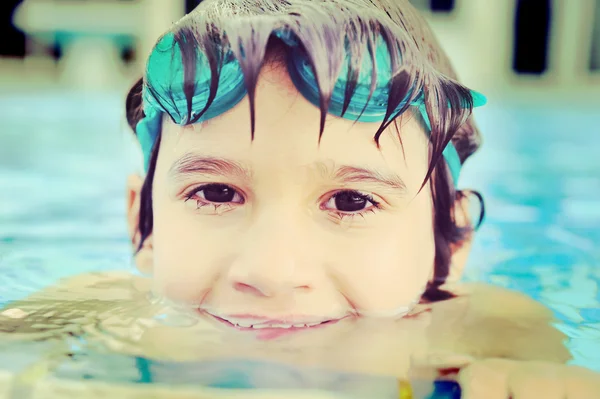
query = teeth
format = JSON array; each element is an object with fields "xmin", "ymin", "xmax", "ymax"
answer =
[
  {"xmin": 304, "ymin": 322, "xmax": 323, "ymax": 327},
  {"xmin": 233, "ymin": 321, "xmax": 255, "ymax": 328},
  {"xmin": 227, "ymin": 320, "xmax": 324, "ymax": 329},
  {"xmin": 270, "ymin": 324, "xmax": 294, "ymax": 329},
  {"xmin": 251, "ymin": 324, "xmax": 273, "ymax": 329}
]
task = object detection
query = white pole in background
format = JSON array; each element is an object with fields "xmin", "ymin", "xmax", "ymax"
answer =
[
  {"xmin": 140, "ymin": 0, "xmax": 186, "ymax": 67},
  {"xmin": 426, "ymin": 0, "xmax": 517, "ymax": 91},
  {"xmin": 459, "ymin": 0, "xmax": 517, "ymax": 90},
  {"xmin": 548, "ymin": 0, "xmax": 596, "ymax": 87}
]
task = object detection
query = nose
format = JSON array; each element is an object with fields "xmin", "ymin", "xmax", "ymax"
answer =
[{"xmin": 227, "ymin": 212, "xmax": 315, "ymax": 298}]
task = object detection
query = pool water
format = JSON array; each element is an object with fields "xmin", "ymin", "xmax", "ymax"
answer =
[
  {"xmin": 0, "ymin": 89, "xmax": 599, "ymax": 395},
  {"xmin": 460, "ymin": 98, "xmax": 600, "ymax": 371}
]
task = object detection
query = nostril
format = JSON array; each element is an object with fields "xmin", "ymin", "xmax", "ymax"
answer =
[{"xmin": 233, "ymin": 282, "xmax": 265, "ymax": 296}]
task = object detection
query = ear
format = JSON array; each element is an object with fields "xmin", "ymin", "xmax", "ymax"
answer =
[
  {"xmin": 447, "ymin": 192, "xmax": 478, "ymax": 283},
  {"xmin": 127, "ymin": 174, "xmax": 154, "ymax": 275}
]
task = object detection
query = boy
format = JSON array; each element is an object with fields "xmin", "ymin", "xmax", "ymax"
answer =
[{"xmin": 2, "ymin": 0, "xmax": 599, "ymax": 397}]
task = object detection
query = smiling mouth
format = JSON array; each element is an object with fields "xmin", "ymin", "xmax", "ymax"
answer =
[{"xmin": 203, "ymin": 312, "xmax": 344, "ymax": 340}]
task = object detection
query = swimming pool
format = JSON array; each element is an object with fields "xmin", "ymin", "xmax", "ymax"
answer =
[{"xmin": 0, "ymin": 88, "xmax": 599, "ymax": 395}]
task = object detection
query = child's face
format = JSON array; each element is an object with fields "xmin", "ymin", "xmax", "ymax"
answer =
[{"xmin": 128, "ymin": 63, "xmax": 469, "ymax": 331}]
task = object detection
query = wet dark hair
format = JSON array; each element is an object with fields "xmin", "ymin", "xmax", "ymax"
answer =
[{"xmin": 125, "ymin": 0, "xmax": 485, "ymax": 302}]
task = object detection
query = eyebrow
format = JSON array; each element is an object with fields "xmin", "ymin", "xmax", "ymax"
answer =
[
  {"xmin": 168, "ymin": 153, "xmax": 252, "ymax": 181},
  {"xmin": 168, "ymin": 154, "xmax": 407, "ymax": 193},
  {"xmin": 327, "ymin": 164, "xmax": 407, "ymax": 193}
]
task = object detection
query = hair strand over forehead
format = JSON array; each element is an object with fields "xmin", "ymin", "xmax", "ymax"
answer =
[{"xmin": 146, "ymin": 0, "xmax": 479, "ymax": 170}]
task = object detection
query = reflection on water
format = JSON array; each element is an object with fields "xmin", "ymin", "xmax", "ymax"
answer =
[
  {"xmin": 0, "ymin": 89, "xmax": 599, "ymax": 396},
  {"xmin": 460, "ymin": 99, "xmax": 600, "ymax": 371},
  {"xmin": 0, "ymin": 272, "xmax": 456, "ymax": 398}
]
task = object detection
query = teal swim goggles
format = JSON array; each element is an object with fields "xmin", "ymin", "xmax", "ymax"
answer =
[{"xmin": 137, "ymin": 28, "xmax": 487, "ymax": 183}]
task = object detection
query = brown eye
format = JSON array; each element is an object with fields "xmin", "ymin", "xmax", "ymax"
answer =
[
  {"xmin": 190, "ymin": 184, "xmax": 244, "ymax": 204},
  {"xmin": 323, "ymin": 190, "xmax": 377, "ymax": 213}
]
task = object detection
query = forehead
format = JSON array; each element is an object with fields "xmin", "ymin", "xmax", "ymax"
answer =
[{"xmin": 157, "ymin": 64, "xmax": 431, "ymax": 184}]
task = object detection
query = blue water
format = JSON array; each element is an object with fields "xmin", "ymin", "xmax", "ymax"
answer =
[
  {"xmin": 461, "ymin": 99, "xmax": 600, "ymax": 370},
  {"xmin": 0, "ymin": 89, "xmax": 599, "ymax": 378}
]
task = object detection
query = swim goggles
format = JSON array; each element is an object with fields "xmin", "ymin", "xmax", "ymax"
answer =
[{"xmin": 136, "ymin": 28, "xmax": 487, "ymax": 183}]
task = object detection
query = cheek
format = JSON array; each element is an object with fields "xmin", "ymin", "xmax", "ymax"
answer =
[
  {"xmin": 151, "ymin": 199, "xmax": 228, "ymax": 303},
  {"xmin": 330, "ymin": 193, "xmax": 435, "ymax": 311}
]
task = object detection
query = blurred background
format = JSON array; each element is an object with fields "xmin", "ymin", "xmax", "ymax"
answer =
[
  {"xmin": 0, "ymin": 0, "xmax": 599, "ymax": 94},
  {"xmin": 0, "ymin": 0, "xmax": 599, "ymax": 371}
]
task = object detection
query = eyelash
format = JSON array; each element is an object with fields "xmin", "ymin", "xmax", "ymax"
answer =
[
  {"xmin": 183, "ymin": 184, "xmax": 243, "ymax": 214},
  {"xmin": 183, "ymin": 184, "xmax": 382, "ymax": 221}
]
